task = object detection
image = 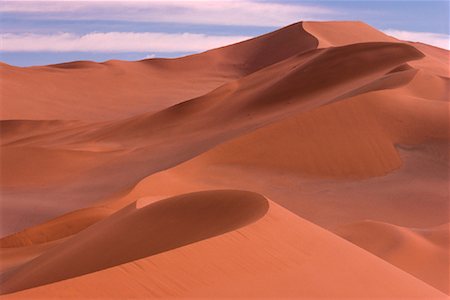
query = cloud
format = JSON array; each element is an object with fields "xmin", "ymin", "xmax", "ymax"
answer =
[
  {"xmin": 143, "ymin": 54, "xmax": 156, "ymax": 59},
  {"xmin": 0, "ymin": 0, "xmax": 337, "ymax": 27},
  {"xmin": 383, "ymin": 29, "xmax": 449, "ymax": 50},
  {"xmin": 0, "ymin": 32, "xmax": 252, "ymax": 52}
]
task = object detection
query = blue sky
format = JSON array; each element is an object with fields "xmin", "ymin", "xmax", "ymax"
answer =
[{"xmin": 1, "ymin": 0, "xmax": 449, "ymax": 66}]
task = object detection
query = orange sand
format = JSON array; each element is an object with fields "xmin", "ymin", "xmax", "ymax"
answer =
[{"xmin": 0, "ymin": 21, "xmax": 448, "ymax": 298}]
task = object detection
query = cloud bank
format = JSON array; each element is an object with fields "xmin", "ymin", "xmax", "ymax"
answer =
[
  {"xmin": 3, "ymin": 29, "xmax": 448, "ymax": 54},
  {"xmin": 0, "ymin": 0, "xmax": 336, "ymax": 27},
  {"xmin": 0, "ymin": 32, "xmax": 252, "ymax": 52}
]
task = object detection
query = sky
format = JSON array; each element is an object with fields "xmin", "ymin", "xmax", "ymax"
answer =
[{"xmin": 0, "ymin": 0, "xmax": 449, "ymax": 67}]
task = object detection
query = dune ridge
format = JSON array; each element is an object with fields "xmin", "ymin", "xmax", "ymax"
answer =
[
  {"xmin": 0, "ymin": 190, "xmax": 269, "ymax": 294},
  {"xmin": 0, "ymin": 22, "xmax": 318, "ymax": 122}
]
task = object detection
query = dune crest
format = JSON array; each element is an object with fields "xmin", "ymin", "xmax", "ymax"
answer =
[{"xmin": 303, "ymin": 21, "xmax": 398, "ymax": 47}]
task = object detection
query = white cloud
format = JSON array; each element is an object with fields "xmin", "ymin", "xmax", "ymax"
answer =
[
  {"xmin": 383, "ymin": 29, "xmax": 449, "ymax": 50},
  {"xmin": 0, "ymin": 0, "xmax": 337, "ymax": 27},
  {"xmin": 143, "ymin": 53, "xmax": 156, "ymax": 59},
  {"xmin": 0, "ymin": 32, "xmax": 252, "ymax": 52}
]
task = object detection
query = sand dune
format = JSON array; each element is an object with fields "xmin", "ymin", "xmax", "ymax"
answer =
[
  {"xmin": 1, "ymin": 194, "xmax": 446, "ymax": 298},
  {"xmin": 0, "ymin": 22, "xmax": 317, "ymax": 121},
  {"xmin": 92, "ymin": 31, "xmax": 448, "ymax": 292},
  {"xmin": 1, "ymin": 190, "xmax": 269, "ymax": 294},
  {"xmin": 1, "ymin": 40, "xmax": 425, "ymax": 236},
  {"xmin": 0, "ymin": 21, "xmax": 448, "ymax": 297},
  {"xmin": 0, "ymin": 56, "xmax": 234, "ymax": 121}
]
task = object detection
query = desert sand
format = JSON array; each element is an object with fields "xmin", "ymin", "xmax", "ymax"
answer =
[{"xmin": 0, "ymin": 21, "xmax": 448, "ymax": 298}]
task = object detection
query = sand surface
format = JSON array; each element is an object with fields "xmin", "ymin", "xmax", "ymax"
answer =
[{"xmin": 0, "ymin": 21, "xmax": 448, "ymax": 298}]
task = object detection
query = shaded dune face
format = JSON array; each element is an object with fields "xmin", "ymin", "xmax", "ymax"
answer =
[{"xmin": 0, "ymin": 190, "xmax": 269, "ymax": 295}]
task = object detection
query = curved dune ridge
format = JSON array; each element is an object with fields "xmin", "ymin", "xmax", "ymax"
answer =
[
  {"xmin": 0, "ymin": 190, "xmax": 269, "ymax": 295},
  {"xmin": 0, "ymin": 21, "xmax": 449, "ymax": 297}
]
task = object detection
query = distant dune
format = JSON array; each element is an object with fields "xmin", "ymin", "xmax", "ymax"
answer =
[{"xmin": 0, "ymin": 21, "xmax": 448, "ymax": 298}]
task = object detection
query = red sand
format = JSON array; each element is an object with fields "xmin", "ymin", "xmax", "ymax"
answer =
[{"xmin": 0, "ymin": 21, "xmax": 448, "ymax": 298}]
